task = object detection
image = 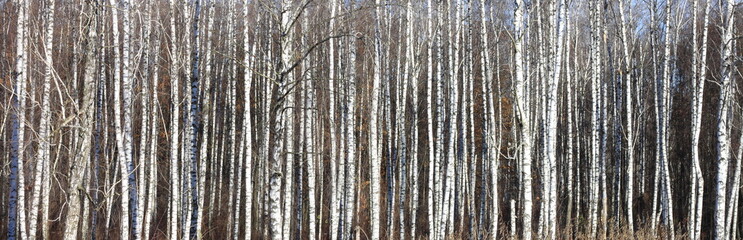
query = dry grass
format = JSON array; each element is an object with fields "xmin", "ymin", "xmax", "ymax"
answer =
[{"xmin": 440, "ymin": 220, "xmax": 689, "ymax": 240}]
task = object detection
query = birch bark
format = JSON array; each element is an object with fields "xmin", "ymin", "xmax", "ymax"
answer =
[
  {"xmin": 344, "ymin": 8, "xmax": 359, "ymax": 237},
  {"xmin": 328, "ymin": 0, "xmax": 341, "ymax": 238},
  {"xmin": 545, "ymin": 0, "xmax": 566, "ymax": 237},
  {"xmin": 122, "ymin": 0, "xmax": 140, "ymax": 237},
  {"xmin": 513, "ymin": 0, "xmax": 532, "ymax": 238},
  {"xmin": 617, "ymin": 0, "xmax": 636, "ymax": 232},
  {"xmin": 589, "ymin": 0, "xmax": 601, "ymax": 235},
  {"xmin": 659, "ymin": 1, "xmax": 675, "ymax": 237},
  {"xmin": 168, "ymin": 0, "xmax": 181, "ymax": 238},
  {"xmin": 188, "ymin": 0, "xmax": 202, "ymax": 238},
  {"xmin": 242, "ymin": 1, "xmax": 254, "ymax": 239},
  {"xmin": 63, "ymin": 1, "xmax": 96, "ymax": 239},
  {"xmin": 714, "ymin": 0, "xmax": 736, "ymax": 238},
  {"xmin": 426, "ymin": 0, "xmax": 436, "ymax": 236},
  {"xmin": 689, "ymin": 0, "xmax": 710, "ymax": 237},
  {"xmin": 31, "ymin": 1, "xmax": 55, "ymax": 239},
  {"xmin": 370, "ymin": 0, "xmax": 383, "ymax": 238},
  {"xmin": 405, "ymin": 2, "xmax": 419, "ymax": 239},
  {"xmin": 144, "ymin": 5, "xmax": 161, "ymax": 237}
]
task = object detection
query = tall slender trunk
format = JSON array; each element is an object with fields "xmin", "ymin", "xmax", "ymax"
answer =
[
  {"xmin": 30, "ymin": 1, "xmax": 55, "ymax": 239},
  {"xmin": 565, "ymin": 10, "xmax": 575, "ymax": 233},
  {"xmin": 406, "ymin": 1, "xmax": 419, "ymax": 238},
  {"xmin": 545, "ymin": 0, "xmax": 566, "ymax": 237},
  {"xmin": 617, "ymin": 0, "xmax": 635, "ymax": 233},
  {"xmin": 144, "ymin": 4, "xmax": 161, "ymax": 237},
  {"xmin": 227, "ymin": 1, "xmax": 241, "ymax": 237},
  {"xmin": 689, "ymin": 0, "xmax": 710, "ymax": 237},
  {"xmin": 188, "ymin": 0, "xmax": 202, "ymax": 238},
  {"xmin": 513, "ymin": 0, "xmax": 532, "ymax": 238},
  {"xmin": 270, "ymin": 1, "xmax": 293, "ymax": 239},
  {"xmin": 658, "ymin": 1, "xmax": 674, "ymax": 237},
  {"xmin": 479, "ymin": 0, "xmax": 496, "ymax": 236},
  {"xmin": 442, "ymin": 1, "xmax": 459, "ymax": 236},
  {"xmin": 242, "ymin": 1, "xmax": 254, "ymax": 239},
  {"xmin": 589, "ymin": 0, "xmax": 601, "ymax": 236},
  {"xmin": 344, "ymin": 6, "xmax": 359, "ymax": 237},
  {"xmin": 328, "ymin": 0, "xmax": 341, "ymax": 238},
  {"xmin": 426, "ymin": 0, "xmax": 436, "ymax": 237},
  {"xmin": 121, "ymin": 0, "xmax": 139, "ymax": 237},
  {"xmin": 281, "ymin": 7, "xmax": 295, "ymax": 238},
  {"xmin": 168, "ymin": 0, "xmax": 181, "ymax": 238},
  {"xmin": 370, "ymin": 0, "xmax": 383, "ymax": 238},
  {"xmin": 137, "ymin": 2, "xmax": 153, "ymax": 238},
  {"xmin": 714, "ymin": 0, "xmax": 736, "ymax": 238},
  {"xmin": 63, "ymin": 1, "xmax": 96, "ymax": 238},
  {"xmin": 434, "ymin": 3, "xmax": 446, "ymax": 238}
]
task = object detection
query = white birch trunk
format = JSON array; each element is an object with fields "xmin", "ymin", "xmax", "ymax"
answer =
[
  {"xmin": 144, "ymin": 8, "xmax": 161, "ymax": 237},
  {"xmin": 242, "ymin": 1, "xmax": 254, "ymax": 239},
  {"xmin": 689, "ymin": 0, "xmax": 710, "ymax": 237},
  {"xmin": 137, "ymin": 3, "xmax": 153, "ymax": 238},
  {"xmin": 122, "ymin": 0, "xmax": 139, "ymax": 237},
  {"xmin": 442, "ymin": 1, "xmax": 459, "ymax": 236},
  {"xmin": 545, "ymin": 0, "xmax": 565, "ymax": 237},
  {"xmin": 7, "ymin": 1, "xmax": 28, "ymax": 239},
  {"xmin": 617, "ymin": 0, "xmax": 635, "ymax": 233},
  {"xmin": 479, "ymin": 0, "xmax": 497, "ymax": 236},
  {"xmin": 281, "ymin": 11, "xmax": 295, "ymax": 240},
  {"xmin": 229, "ymin": 1, "xmax": 243, "ymax": 238},
  {"xmin": 370, "ymin": 0, "xmax": 383, "ymax": 238},
  {"xmin": 196, "ymin": 4, "xmax": 214, "ymax": 239},
  {"xmin": 63, "ymin": 1, "xmax": 92, "ymax": 239},
  {"xmin": 306, "ymin": 72, "xmax": 317, "ymax": 240},
  {"xmin": 731, "ymin": 128, "xmax": 743, "ymax": 239},
  {"xmin": 344, "ymin": 15, "xmax": 359, "ymax": 238},
  {"xmin": 565, "ymin": 10, "xmax": 575, "ymax": 232},
  {"xmin": 328, "ymin": 0, "xmax": 341, "ymax": 238},
  {"xmin": 714, "ymin": 0, "xmax": 735, "ymax": 238},
  {"xmin": 426, "ymin": 0, "xmax": 436, "ymax": 237},
  {"xmin": 659, "ymin": 1, "xmax": 674, "ymax": 237},
  {"xmin": 589, "ymin": 0, "xmax": 601, "ymax": 236},
  {"xmin": 110, "ymin": 0, "xmax": 130, "ymax": 238},
  {"xmin": 16, "ymin": 0, "xmax": 28, "ymax": 237},
  {"xmin": 30, "ymin": 1, "xmax": 54, "ymax": 239},
  {"xmin": 269, "ymin": 1, "xmax": 293, "ymax": 239},
  {"xmin": 406, "ymin": 2, "xmax": 419, "ymax": 238},
  {"xmin": 168, "ymin": 0, "xmax": 181, "ymax": 238},
  {"xmin": 187, "ymin": 1, "xmax": 202, "ymax": 238},
  {"xmin": 513, "ymin": 0, "xmax": 533, "ymax": 238}
]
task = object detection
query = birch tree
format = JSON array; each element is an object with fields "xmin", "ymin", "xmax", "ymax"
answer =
[
  {"xmin": 513, "ymin": 0, "xmax": 533, "ymax": 238},
  {"xmin": 657, "ymin": 1, "xmax": 674, "ymax": 236},
  {"xmin": 426, "ymin": 0, "xmax": 437, "ymax": 237},
  {"xmin": 714, "ymin": 0, "xmax": 736, "ymax": 238},
  {"xmin": 370, "ymin": 0, "xmax": 383, "ymax": 238},
  {"xmin": 63, "ymin": 1, "xmax": 96, "ymax": 239},
  {"xmin": 1, "ymin": 0, "xmax": 742, "ymax": 239},
  {"xmin": 242, "ymin": 1, "xmax": 254, "ymax": 239},
  {"xmin": 30, "ymin": 0, "xmax": 55, "ymax": 239},
  {"xmin": 7, "ymin": 0, "xmax": 28, "ymax": 239},
  {"xmin": 545, "ymin": 0, "xmax": 566, "ymax": 237},
  {"xmin": 328, "ymin": 0, "xmax": 341, "ymax": 238},
  {"xmin": 143, "ymin": 3, "xmax": 161, "ymax": 238},
  {"xmin": 168, "ymin": 0, "xmax": 182, "ymax": 238},
  {"xmin": 589, "ymin": 0, "xmax": 601, "ymax": 235},
  {"xmin": 344, "ymin": 3, "xmax": 359, "ymax": 237},
  {"xmin": 404, "ymin": 2, "xmax": 420, "ymax": 238},
  {"xmin": 688, "ymin": 0, "xmax": 710, "ymax": 238},
  {"xmin": 188, "ymin": 0, "xmax": 202, "ymax": 238},
  {"xmin": 617, "ymin": 0, "xmax": 635, "ymax": 232}
]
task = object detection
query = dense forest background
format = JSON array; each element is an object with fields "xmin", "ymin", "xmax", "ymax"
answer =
[{"xmin": 1, "ymin": 0, "xmax": 742, "ymax": 239}]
